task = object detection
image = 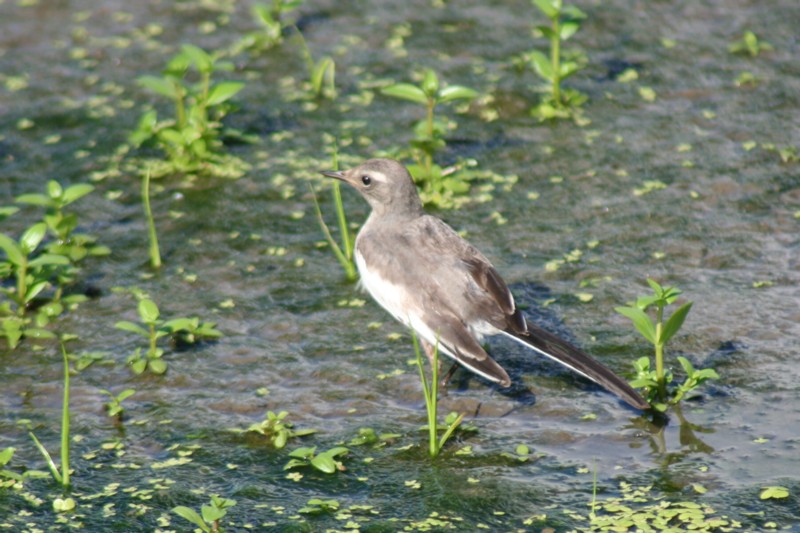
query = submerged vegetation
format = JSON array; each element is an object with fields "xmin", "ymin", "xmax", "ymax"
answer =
[{"xmin": 0, "ymin": 0, "xmax": 794, "ymax": 530}]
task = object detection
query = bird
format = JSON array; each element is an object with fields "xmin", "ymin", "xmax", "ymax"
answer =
[{"xmin": 321, "ymin": 158, "xmax": 649, "ymax": 410}]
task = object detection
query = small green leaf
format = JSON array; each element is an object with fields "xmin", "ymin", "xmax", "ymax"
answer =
[
  {"xmin": 615, "ymin": 306, "xmax": 656, "ymax": 344},
  {"xmin": 560, "ymin": 21, "xmax": 580, "ymax": 40},
  {"xmin": 0, "ymin": 234, "xmax": 25, "ymax": 266},
  {"xmin": 310, "ymin": 453, "xmax": 337, "ymax": 474},
  {"xmin": 660, "ymin": 301, "xmax": 693, "ymax": 344},
  {"xmin": 438, "ymin": 85, "xmax": 478, "ymax": 104},
  {"xmin": 138, "ymin": 299, "xmax": 160, "ymax": 323},
  {"xmin": 62, "ymin": 184, "xmax": 94, "ymax": 205},
  {"xmin": 310, "ymin": 57, "xmax": 334, "ymax": 95},
  {"xmin": 206, "ymin": 81, "xmax": 245, "ymax": 106},
  {"xmin": 528, "ymin": 50, "xmax": 554, "ymax": 81},
  {"xmin": 421, "ymin": 69, "xmax": 439, "ymax": 97},
  {"xmin": 760, "ymin": 486, "xmax": 789, "ymax": 500},
  {"xmin": 148, "ymin": 358, "xmax": 167, "ymax": 374},
  {"xmin": 676, "ymin": 356, "xmax": 695, "ymax": 376},
  {"xmin": 381, "ymin": 83, "xmax": 428, "ymax": 104},
  {"xmin": 646, "ymin": 278, "xmax": 664, "ymax": 295},
  {"xmin": 181, "ymin": 44, "xmax": 213, "ymax": 73},
  {"xmin": 114, "ymin": 321, "xmax": 149, "ymax": 337},
  {"xmin": 47, "ymin": 180, "xmax": 63, "ymax": 199},
  {"xmin": 533, "ymin": 0, "xmax": 559, "ymax": 19},
  {"xmin": 201, "ymin": 503, "xmax": 225, "ymax": 524},
  {"xmin": 27, "ymin": 253, "xmax": 71, "ymax": 268},
  {"xmin": 173, "ymin": 506, "xmax": 210, "ymax": 532},
  {"xmin": 0, "ymin": 447, "xmax": 15, "ymax": 466},
  {"xmin": 15, "ymin": 193, "xmax": 53, "ymax": 207},
  {"xmin": 20, "ymin": 223, "xmax": 47, "ymax": 254},
  {"xmin": 138, "ymin": 75, "xmax": 179, "ymax": 99}
]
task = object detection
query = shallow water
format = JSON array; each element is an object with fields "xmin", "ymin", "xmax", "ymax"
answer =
[{"xmin": 1, "ymin": 0, "xmax": 799, "ymax": 530}]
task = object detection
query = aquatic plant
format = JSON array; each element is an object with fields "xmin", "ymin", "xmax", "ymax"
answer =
[
  {"xmin": 100, "ymin": 388, "xmax": 136, "ymax": 422},
  {"xmin": 526, "ymin": 0, "xmax": 588, "ymax": 121},
  {"xmin": 0, "ymin": 180, "xmax": 106, "ymax": 348},
  {"xmin": 381, "ymin": 69, "xmax": 478, "ymax": 207},
  {"xmin": 728, "ymin": 30, "xmax": 773, "ymax": 57},
  {"xmin": 411, "ymin": 332, "xmax": 465, "ymax": 458},
  {"xmin": 293, "ymin": 26, "xmax": 336, "ymax": 100},
  {"xmin": 141, "ymin": 169, "xmax": 161, "ymax": 269},
  {"xmin": 130, "ymin": 44, "xmax": 249, "ymax": 178},
  {"xmin": 114, "ymin": 296, "xmax": 223, "ymax": 375},
  {"xmin": 15, "ymin": 180, "xmax": 109, "ymax": 267},
  {"xmin": 616, "ymin": 279, "xmax": 718, "ymax": 410},
  {"xmin": 27, "ymin": 345, "xmax": 74, "ymax": 511},
  {"xmin": 231, "ymin": 0, "xmax": 304, "ymax": 55},
  {"xmin": 283, "ymin": 445, "xmax": 350, "ymax": 474},
  {"xmin": 242, "ymin": 410, "xmax": 318, "ymax": 448},
  {"xmin": 174, "ymin": 494, "xmax": 237, "ymax": 533}
]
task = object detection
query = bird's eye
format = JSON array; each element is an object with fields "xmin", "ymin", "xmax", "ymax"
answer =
[{"xmin": 361, "ymin": 175, "xmax": 371, "ymax": 186}]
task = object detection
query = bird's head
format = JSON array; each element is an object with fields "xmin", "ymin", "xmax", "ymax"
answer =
[{"xmin": 321, "ymin": 158, "xmax": 423, "ymax": 218}]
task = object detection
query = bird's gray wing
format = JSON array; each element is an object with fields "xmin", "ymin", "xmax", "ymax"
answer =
[{"xmin": 357, "ymin": 215, "xmax": 511, "ymax": 385}]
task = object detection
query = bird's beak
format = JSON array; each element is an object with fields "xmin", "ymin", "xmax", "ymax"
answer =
[{"xmin": 321, "ymin": 170, "xmax": 346, "ymax": 180}]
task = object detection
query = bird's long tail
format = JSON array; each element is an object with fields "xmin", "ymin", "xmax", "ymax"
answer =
[{"xmin": 503, "ymin": 319, "xmax": 649, "ymax": 410}]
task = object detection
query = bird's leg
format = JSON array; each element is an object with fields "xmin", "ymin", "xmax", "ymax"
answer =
[{"xmin": 440, "ymin": 362, "xmax": 460, "ymax": 389}]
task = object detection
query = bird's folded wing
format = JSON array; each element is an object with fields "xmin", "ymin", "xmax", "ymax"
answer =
[{"xmin": 427, "ymin": 312, "xmax": 512, "ymax": 387}]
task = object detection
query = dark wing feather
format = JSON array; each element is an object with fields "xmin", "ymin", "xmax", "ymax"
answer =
[{"xmin": 505, "ymin": 319, "xmax": 649, "ymax": 410}]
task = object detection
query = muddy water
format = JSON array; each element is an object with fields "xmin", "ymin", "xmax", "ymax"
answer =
[{"xmin": 1, "ymin": 0, "xmax": 798, "ymax": 530}]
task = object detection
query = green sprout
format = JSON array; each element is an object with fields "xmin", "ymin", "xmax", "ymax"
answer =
[
  {"xmin": 616, "ymin": 279, "xmax": 718, "ymax": 410},
  {"xmin": 0, "ymin": 180, "xmax": 106, "ymax": 348},
  {"xmin": 293, "ymin": 26, "xmax": 336, "ymax": 99},
  {"xmin": 141, "ymin": 169, "xmax": 161, "ymax": 269},
  {"xmin": 130, "ymin": 44, "xmax": 249, "ymax": 178},
  {"xmin": 28, "ymin": 345, "xmax": 73, "ymax": 505},
  {"xmin": 728, "ymin": 30, "xmax": 773, "ymax": 57},
  {"xmin": 243, "ymin": 410, "xmax": 317, "ymax": 448},
  {"xmin": 232, "ymin": 0, "xmax": 304, "ymax": 54},
  {"xmin": 173, "ymin": 494, "xmax": 237, "ymax": 533},
  {"xmin": 101, "ymin": 388, "xmax": 136, "ymax": 422},
  {"xmin": 348, "ymin": 427, "xmax": 402, "ymax": 448},
  {"xmin": 283, "ymin": 445, "xmax": 350, "ymax": 474},
  {"xmin": 381, "ymin": 69, "xmax": 478, "ymax": 207},
  {"xmin": 15, "ymin": 180, "xmax": 109, "ymax": 266},
  {"xmin": 527, "ymin": 0, "xmax": 588, "ymax": 121},
  {"xmin": 115, "ymin": 296, "xmax": 222, "ymax": 375},
  {"xmin": 411, "ymin": 331, "xmax": 465, "ymax": 458}
]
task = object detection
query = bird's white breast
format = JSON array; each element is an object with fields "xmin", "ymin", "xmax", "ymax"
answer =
[{"xmin": 354, "ymin": 248, "xmax": 448, "ymax": 350}]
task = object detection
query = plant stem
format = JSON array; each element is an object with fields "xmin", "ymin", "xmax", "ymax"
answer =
[
  {"xmin": 550, "ymin": 16, "xmax": 562, "ymax": 106},
  {"xmin": 16, "ymin": 260, "xmax": 27, "ymax": 315},
  {"xmin": 60, "ymin": 343, "xmax": 70, "ymax": 489},
  {"xmin": 332, "ymin": 181, "xmax": 352, "ymax": 262},
  {"xmin": 174, "ymin": 82, "xmax": 186, "ymax": 129},
  {"xmin": 142, "ymin": 169, "xmax": 162, "ymax": 269},
  {"xmin": 424, "ymin": 98, "xmax": 435, "ymax": 182},
  {"xmin": 655, "ymin": 304, "xmax": 666, "ymax": 402},
  {"xmin": 148, "ymin": 325, "xmax": 158, "ymax": 358},
  {"xmin": 412, "ymin": 332, "xmax": 439, "ymax": 458}
]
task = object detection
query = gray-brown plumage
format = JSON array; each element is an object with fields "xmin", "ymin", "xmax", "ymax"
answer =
[{"xmin": 322, "ymin": 158, "xmax": 648, "ymax": 410}]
